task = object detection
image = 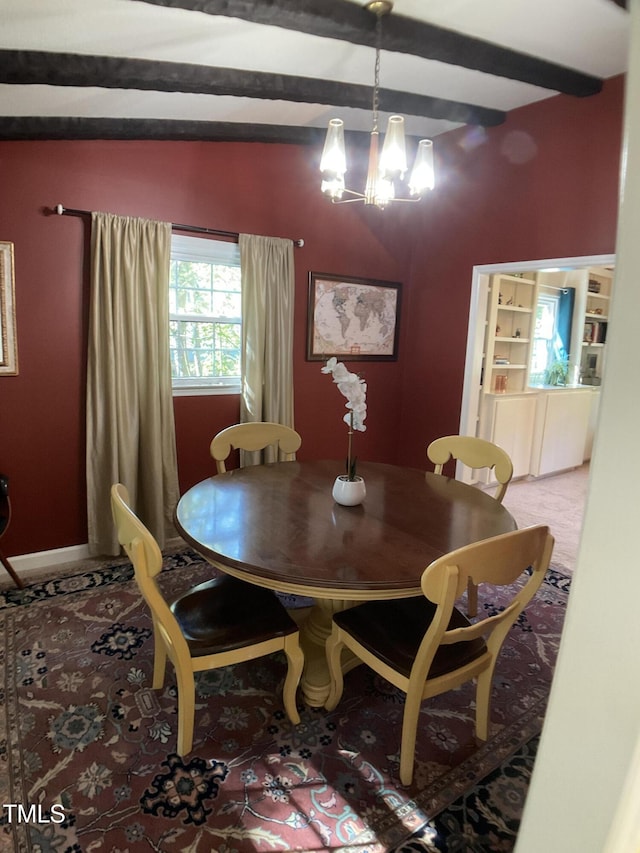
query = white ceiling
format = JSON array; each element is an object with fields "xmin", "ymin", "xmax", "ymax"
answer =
[{"xmin": 0, "ymin": 0, "xmax": 631, "ymax": 141}]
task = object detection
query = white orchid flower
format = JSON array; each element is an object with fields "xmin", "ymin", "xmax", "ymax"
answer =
[
  {"xmin": 322, "ymin": 358, "xmax": 368, "ymax": 480},
  {"xmin": 320, "ymin": 356, "xmax": 338, "ymax": 374},
  {"xmin": 322, "ymin": 358, "xmax": 367, "ymax": 430}
]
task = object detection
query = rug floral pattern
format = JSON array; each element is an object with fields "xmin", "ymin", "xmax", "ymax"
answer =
[
  {"xmin": 0, "ymin": 551, "xmax": 569, "ymax": 852},
  {"xmin": 392, "ymin": 736, "xmax": 540, "ymax": 852}
]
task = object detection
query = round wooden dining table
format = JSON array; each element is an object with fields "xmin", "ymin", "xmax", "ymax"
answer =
[{"xmin": 174, "ymin": 459, "xmax": 516, "ymax": 707}]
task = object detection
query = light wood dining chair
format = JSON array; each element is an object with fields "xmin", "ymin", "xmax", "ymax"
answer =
[
  {"xmin": 110, "ymin": 483, "xmax": 304, "ymax": 756},
  {"xmin": 427, "ymin": 435, "xmax": 514, "ymax": 615},
  {"xmin": 210, "ymin": 421, "xmax": 313, "ymax": 612},
  {"xmin": 210, "ymin": 422, "xmax": 302, "ymax": 474},
  {"xmin": 325, "ymin": 524, "xmax": 554, "ymax": 786}
]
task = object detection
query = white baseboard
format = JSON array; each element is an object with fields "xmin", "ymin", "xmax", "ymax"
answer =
[
  {"xmin": 7, "ymin": 544, "xmax": 92, "ymax": 578},
  {"xmin": 5, "ymin": 536, "xmax": 186, "ymax": 581}
]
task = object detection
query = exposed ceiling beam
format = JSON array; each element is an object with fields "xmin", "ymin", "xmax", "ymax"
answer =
[
  {"xmin": 0, "ymin": 116, "xmax": 330, "ymax": 143},
  {"xmin": 136, "ymin": 0, "xmax": 603, "ymax": 97},
  {"xmin": 0, "ymin": 49, "xmax": 505, "ymax": 127}
]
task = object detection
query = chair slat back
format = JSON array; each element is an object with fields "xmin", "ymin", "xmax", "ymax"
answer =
[
  {"xmin": 210, "ymin": 422, "xmax": 302, "ymax": 473},
  {"xmin": 422, "ymin": 524, "xmax": 552, "ymax": 602},
  {"xmin": 412, "ymin": 525, "xmax": 553, "ymax": 678},
  {"xmin": 111, "ymin": 484, "xmax": 190, "ymax": 664},
  {"xmin": 427, "ymin": 435, "xmax": 513, "ymax": 502}
]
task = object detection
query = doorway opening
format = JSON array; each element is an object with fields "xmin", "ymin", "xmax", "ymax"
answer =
[{"xmin": 458, "ymin": 253, "xmax": 615, "ymax": 573}]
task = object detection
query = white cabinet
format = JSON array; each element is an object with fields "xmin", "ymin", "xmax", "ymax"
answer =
[
  {"xmin": 481, "ymin": 392, "xmax": 538, "ymax": 478},
  {"xmin": 482, "ymin": 388, "xmax": 592, "ymax": 480},
  {"xmin": 530, "ymin": 389, "xmax": 592, "ymax": 477}
]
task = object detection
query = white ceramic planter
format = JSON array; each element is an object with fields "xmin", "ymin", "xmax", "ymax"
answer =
[{"xmin": 332, "ymin": 475, "xmax": 366, "ymax": 507}]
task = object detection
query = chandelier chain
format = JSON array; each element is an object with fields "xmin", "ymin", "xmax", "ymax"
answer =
[{"xmin": 372, "ymin": 12, "xmax": 382, "ymax": 133}]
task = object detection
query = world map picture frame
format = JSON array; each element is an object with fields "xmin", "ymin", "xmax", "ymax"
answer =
[{"xmin": 306, "ymin": 272, "xmax": 401, "ymax": 362}]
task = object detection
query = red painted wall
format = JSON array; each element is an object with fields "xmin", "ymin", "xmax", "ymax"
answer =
[
  {"xmin": 0, "ymin": 75, "xmax": 625, "ymax": 556},
  {"xmin": 0, "ymin": 139, "xmax": 416, "ymax": 555}
]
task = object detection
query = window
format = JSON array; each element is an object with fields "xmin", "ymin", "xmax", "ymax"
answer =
[
  {"xmin": 169, "ymin": 235, "xmax": 241, "ymax": 395},
  {"xmin": 530, "ymin": 292, "xmax": 559, "ymax": 384},
  {"xmin": 530, "ymin": 286, "xmax": 575, "ymax": 386}
]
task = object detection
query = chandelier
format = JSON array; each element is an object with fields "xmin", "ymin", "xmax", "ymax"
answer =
[{"xmin": 320, "ymin": 0, "xmax": 435, "ymax": 208}]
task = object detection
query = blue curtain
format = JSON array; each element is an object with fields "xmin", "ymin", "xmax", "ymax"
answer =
[{"xmin": 555, "ymin": 288, "xmax": 575, "ymax": 360}]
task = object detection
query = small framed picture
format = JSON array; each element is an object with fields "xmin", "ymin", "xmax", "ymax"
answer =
[
  {"xmin": 306, "ymin": 272, "xmax": 401, "ymax": 361},
  {"xmin": 0, "ymin": 241, "xmax": 18, "ymax": 375}
]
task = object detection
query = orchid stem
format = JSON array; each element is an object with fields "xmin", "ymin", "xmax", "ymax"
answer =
[{"xmin": 347, "ymin": 412, "xmax": 354, "ymax": 480}]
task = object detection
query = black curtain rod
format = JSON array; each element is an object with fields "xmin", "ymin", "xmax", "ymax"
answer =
[{"xmin": 52, "ymin": 204, "xmax": 305, "ymax": 248}]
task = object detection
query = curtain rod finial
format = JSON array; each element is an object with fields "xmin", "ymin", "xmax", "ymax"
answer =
[
  {"xmin": 55, "ymin": 204, "xmax": 64, "ymax": 215},
  {"xmin": 295, "ymin": 238, "xmax": 305, "ymax": 248}
]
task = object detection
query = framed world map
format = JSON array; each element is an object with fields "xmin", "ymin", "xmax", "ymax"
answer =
[{"xmin": 306, "ymin": 272, "xmax": 401, "ymax": 361}]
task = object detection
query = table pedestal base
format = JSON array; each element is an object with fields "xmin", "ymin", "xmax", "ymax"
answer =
[{"xmin": 293, "ymin": 598, "xmax": 358, "ymax": 707}]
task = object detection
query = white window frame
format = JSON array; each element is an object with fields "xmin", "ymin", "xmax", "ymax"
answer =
[{"xmin": 170, "ymin": 234, "xmax": 241, "ymax": 396}]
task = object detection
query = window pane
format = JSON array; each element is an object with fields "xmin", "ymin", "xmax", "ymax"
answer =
[
  {"xmin": 170, "ymin": 261, "xmax": 241, "ymax": 317},
  {"xmin": 212, "ymin": 265, "xmax": 241, "ymax": 291},
  {"xmin": 170, "ymin": 321, "xmax": 240, "ymax": 379},
  {"xmin": 535, "ymin": 300, "xmax": 556, "ymax": 340},
  {"xmin": 211, "ymin": 291, "xmax": 241, "ymax": 318},
  {"xmin": 169, "ymin": 236, "xmax": 241, "ymax": 390}
]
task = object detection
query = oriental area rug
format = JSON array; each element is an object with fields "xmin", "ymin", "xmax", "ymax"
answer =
[{"xmin": 0, "ymin": 550, "xmax": 570, "ymax": 853}]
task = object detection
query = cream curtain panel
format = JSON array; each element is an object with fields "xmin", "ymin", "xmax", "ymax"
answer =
[
  {"xmin": 239, "ymin": 233, "xmax": 295, "ymax": 466},
  {"xmin": 87, "ymin": 212, "xmax": 179, "ymax": 555}
]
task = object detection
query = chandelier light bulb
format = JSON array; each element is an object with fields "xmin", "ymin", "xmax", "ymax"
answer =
[
  {"xmin": 408, "ymin": 138, "xmax": 435, "ymax": 196},
  {"xmin": 320, "ymin": 118, "xmax": 347, "ymax": 199},
  {"xmin": 379, "ymin": 115, "xmax": 408, "ymax": 179}
]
